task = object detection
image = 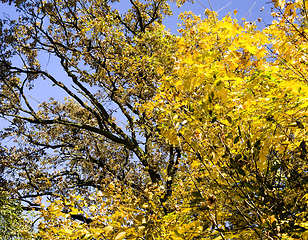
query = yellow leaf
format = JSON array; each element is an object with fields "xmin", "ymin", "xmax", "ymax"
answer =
[
  {"xmin": 103, "ymin": 226, "xmax": 113, "ymax": 233},
  {"xmin": 284, "ymin": 3, "xmax": 296, "ymax": 17},
  {"xmin": 63, "ymin": 226, "xmax": 73, "ymax": 234},
  {"xmin": 220, "ymin": 119, "xmax": 230, "ymax": 126},
  {"xmin": 115, "ymin": 231, "xmax": 127, "ymax": 240},
  {"xmin": 138, "ymin": 226, "xmax": 145, "ymax": 231},
  {"xmin": 157, "ymin": 67, "xmax": 164, "ymax": 75},
  {"xmin": 213, "ymin": 236, "xmax": 223, "ymax": 240},
  {"xmin": 246, "ymin": 45, "xmax": 258, "ymax": 54},
  {"xmin": 258, "ymin": 147, "xmax": 268, "ymax": 172}
]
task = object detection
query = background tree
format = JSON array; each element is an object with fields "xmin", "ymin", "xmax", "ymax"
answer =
[{"xmin": 0, "ymin": 0, "xmax": 185, "ymax": 239}]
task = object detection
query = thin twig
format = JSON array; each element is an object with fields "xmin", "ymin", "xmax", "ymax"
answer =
[
  {"xmin": 217, "ymin": 2, "xmax": 231, "ymax": 14},
  {"xmin": 240, "ymin": 2, "xmax": 256, "ymax": 24}
]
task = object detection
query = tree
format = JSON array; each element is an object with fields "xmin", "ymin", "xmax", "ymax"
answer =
[
  {"xmin": 0, "ymin": 0, "xmax": 182, "ymax": 239},
  {"xmin": 142, "ymin": 0, "xmax": 308, "ymax": 239},
  {"xmin": 1, "ymin": 0, "xmax": 308, "ymax": 239}
]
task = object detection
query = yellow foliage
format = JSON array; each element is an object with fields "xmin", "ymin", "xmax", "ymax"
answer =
[{"xmin": 141, "ymin": 3, "xmax": 308, "ymax": 239}]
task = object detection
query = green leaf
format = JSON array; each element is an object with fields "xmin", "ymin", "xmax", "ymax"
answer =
[
  {"xmin": 216, "ymin": 80, "xmax": 223, "ymax": 86},
  {"xmin": 254, "ymin": 139, "xmax": 261, "ymax": 149},
  {"xmin": 235, "ymin": 154, "xmax": 242, "ymax": 161},
  {"xmin": 191, "ymin": 191, "xmax": 203, "ymax": 199},
  {"xmin": 202, "ymin": 219, "xmax": 211, "ymax": 231},
  {"xmin": 237, "ymin": 168, "xmax": 246, "ymax": 176},
  {"xmin": 174, "ymin": 229, "xmax": 183, "ymax": 237}
]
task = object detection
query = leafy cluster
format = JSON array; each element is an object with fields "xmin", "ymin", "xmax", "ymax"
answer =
[{"xmin": 0, "ymin": 188, "xmax": 34, "ymax": 239}]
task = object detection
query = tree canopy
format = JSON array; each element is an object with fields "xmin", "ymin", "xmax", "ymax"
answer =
[{"xmin": 1, "ymin": 0, "xmax": 308, "ymax": 239}]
